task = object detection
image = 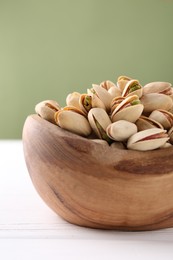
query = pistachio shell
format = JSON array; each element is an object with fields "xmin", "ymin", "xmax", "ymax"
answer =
[
  {"xmin": 79, "ymin": 93, "xmax": 106, "ymax": 114},
  {"xmin": 122, "ymin": 79, "xmax": 143, "ymax": 98},
  {"xmin": 111, "ymin": 96, "xmax": 125, "ymax": 113},
  {"xmin": 100, "ymin": 80, "xmax": 117, "ymax": 90},
  {"xmin": 117, "ymin": 75, "xmax": 132, "ymax": 91},
  {"xmin": 108, "ymin": 86, "xmax": 122, "ymax": 99},
  {"xmin": 100, "ymin": 80, "xmax": 122, "ymax": 98},
  {"xmin": 143, "ymin": 82, "xmax": 173, "ymax": 96},
  {"xmin": 149, "ymin": 109, "xmax": 173, "ymax": 130},
  {"xmin": 136, "ymin": 115, "xmax": 163, "ymax": 131},
  {"xmin": 88, "ymin": 108, "xmax": 112, "ymax": 141},
  {"xmin": 117, "ymin": 75, "xmax": 132, "ymax": 81},
  {"xmin": 111, "ymin": 105, "xmax": 143, "ymax": 123},
  {"xmin": 140, "ymin": 93, "xmax": 173, "ymax": 114},
  {"xmin": 55, "ymin": 110, "xmax": 91, "ymax": 136},
  {"xmin": 106, "ymin": 120, "xmax": 137, "ymax": 142},
  {"xmin": 66, "ymin": 92, "xmax": 81, "ymax": 109},
  {"xmin": 79, "ymin": 94, "xmax": 92, "ymax": 114},
  {"xmin": 35, "ymin": 100, "xmax": 61, "ymax": 123},
  {"xmin": 90, "ymin": 85, "xmax": 113, "ymax": 111},
  {"xmin": 111, "ymin": 95, "xmax": 144, "ymax": 123},
  {"xmin": 127, "ymin": 128, "xmax": 169, "ymax": 151},
  {"xmin": 62, "ymin": 105, "xmax": 87, "ymax": 117}
]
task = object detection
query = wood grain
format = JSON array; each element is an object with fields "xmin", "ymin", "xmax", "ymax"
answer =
[{"xmin": 22, "ymin": 114, "xmax": 173, "ymax": 231}]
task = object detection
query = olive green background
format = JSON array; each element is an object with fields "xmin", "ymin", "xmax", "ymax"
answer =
[{"xmin": 0, "ymin": 0, "xmax": 173, "ymax": 138}]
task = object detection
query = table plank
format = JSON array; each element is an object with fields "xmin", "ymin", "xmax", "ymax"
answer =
[{"xmin": 0, "ymin": 239, "xmax": 173, "ymax": 260}]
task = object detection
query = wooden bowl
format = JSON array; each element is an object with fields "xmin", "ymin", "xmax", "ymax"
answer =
[{"xmin": 22, "ymin": 114, "xmax": 173, "ymax": 231}]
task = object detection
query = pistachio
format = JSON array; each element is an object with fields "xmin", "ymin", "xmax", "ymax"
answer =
[
  {"xmin": 117, "ymin": 75, "xmax": 132, "ymax": 81},
  {"xmin": 100, "ymin": 80, "xmax": 116, "ymax": 90},
  {"xmin": 79, "ymin": 93, "xmax": 106, "ymax": 114},
  {"xmin": 79, "ymin": 94, "xmax": 92, "ymax": 114},
  {"xmin": 55, "ymin": 109, "xmax": 91, "ymax": 136},
  {"xmin": 100, "ymin": 80, "xmax": 122, "ymax": 98},
  {"xmin": 111, "ymin": 96, "xmax": 125, "ymax": 114},
  {"xmin": 117, "ymin": 75, "xmax": 132, "ymax": 91},
  {"xmin": 66, "ymin": 92, "xmax": 81, "ymax": 109},
  {"xmin": 35, "ymin": 74, "xmax": 173, "ymax": 151},
  {"xmin": 111, "ymin": 95, "xmax": 144, "ymax": 123},
  {"xmin": 62, "ymin": 105, "xmax": 86, "ymax": 117},
  {"xmin": 88, "ymin": 85, "xmax": 112, "ymax": 112},
  {"xmin": 143, "ymin": 82, "xmax": 173, "ymax": 96},
  {"xmin": 122, "ymin": 79, "xmax": 143, "ymax": 98},
  {"xmin": 127, "ymin": 128, "xmax": 169, "ymax": 151},
  {"xmin": 106, "ymin": 120, "xmax": 137, "ymax": 142},
  {"xmin": 140, "ymin": 93, "xmax": 173, "ymax": 114},
  {"xmin": 35, "ymin": 100, "xmax": 61, "ymax": 124},
  {"xmin": 88, "ymin": 108, "xmax": 112, "ymax": 143},
  {"xmin": 136, "ymin": 115, "xmax": 163, "ymax": 131},
  {"xmin": 149, "ymin": 109, "xmax": 173, "ymax": 130}
]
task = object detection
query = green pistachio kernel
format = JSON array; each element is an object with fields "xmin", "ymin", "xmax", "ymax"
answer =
[
  {"xmin": 84, "ymin": 96, "xmax": 92, "ymax": 111},
  {"xmin": 130, "ymin": 100, "xmax": 141, "ymax": 106},
  {"xmin": 129, "ymin": 84, "xmax": 141, "ymax": 93}
]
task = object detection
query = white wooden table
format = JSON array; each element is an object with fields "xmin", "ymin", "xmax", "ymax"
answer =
[{"xmin": 1, "ymin": 140, "xmax": 173, "ymax": 259}]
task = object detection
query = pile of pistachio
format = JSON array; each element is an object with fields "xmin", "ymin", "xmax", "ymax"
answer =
[{"xmin": 35, "ymin": 76, "xmax": 173, "ymax": 151}]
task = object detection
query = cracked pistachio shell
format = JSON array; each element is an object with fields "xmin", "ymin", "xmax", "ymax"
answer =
[
  {"xmin": 122, "ymin": 79, "xmax": 143, "ymax": 98},
  {"xmin": 106, "ymin": 120, "xmax": 137, "ymax": 142},
  {"xmin": 136, "ymin": 115, "xmax": 163, "ymax": 131},
  {"xmin": 62, "ymin": 105, "xmax": 87, "ymax": 117},
  {"xmin": 55, "ymin": 110, "xmax": 91, "ymax": 136},
  {"xmin": 111, "ymin": 96, "xmax": 125, "ymax": 113},
  {"xmin": 89, "ymin": 85, "xmax": 112, "ymax": 112},
  {"xmin": 35, "ymin": 100, "xmax": 61, "ymax": 123},
  {"xmin": 100, "ymin": 80, "xmax": 122, "ymax": 99},
  {"xmin": 149, "ymin": 109, "xmax": 173, "ymax": 130},
  {"xmin": 168, "ymin": 126, "xmax": 173, "ymax": 144},
  {"xmin": 79, "ymin": 93, "xmax": 106, "ymax": 114},
  {"xmin": 66, "ymin": 92, "xmax": 81, "ymax": 109},
  {"xmin": 88, "ymin": 108, "xmax": 111, "ymax": 140},
  {"xmin": 143, "ymin": 82, "xmax": 173, "ymax": 96},
  {"xmin": 100, "ymin": 80, "xmax": 116, "ymax": 90},
  {"xmin": 127, "ymin": 128, "xmax": 169, "ymax": 151},
  {"xmin": 117, "ymin": 75, "xmax": 132, "ymax": 91},
  {"xmin": 140, "ymin": 93, "xmax": 173, "ymax": 114},
  {"xmin": 111, "ymin": 95, "xmax": 144, "ymax": 123}
]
